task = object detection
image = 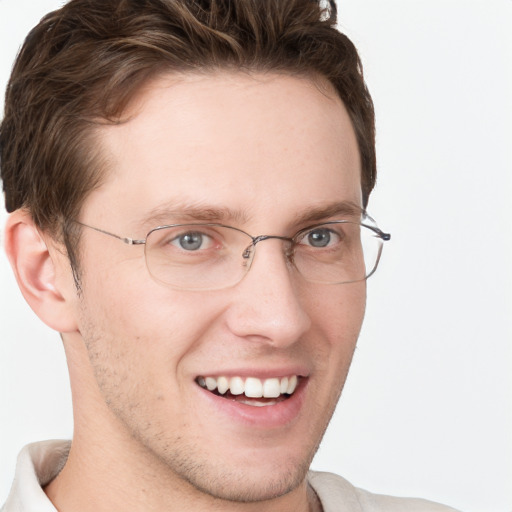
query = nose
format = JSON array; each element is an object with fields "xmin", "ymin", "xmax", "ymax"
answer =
[{"xmin": 225, "ymin": 238, "xmax": 312, "ymax": 348}]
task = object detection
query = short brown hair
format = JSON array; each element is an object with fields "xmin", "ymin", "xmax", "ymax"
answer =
[{"xmin": 1, "ymin": 0, "xmax": 376, "ymax": 252}]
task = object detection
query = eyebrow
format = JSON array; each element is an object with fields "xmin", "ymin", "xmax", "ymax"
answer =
[
  {"xmin": 138, "ymin": 202, "xmax": 250, "ymax": 229},
  {"xmin": 294, "ymin": 201, "xmax": 364, "ymax": 225},
  {"xmin": 137, "ymin": 199, "xmax": 363, "ymax": 231}
]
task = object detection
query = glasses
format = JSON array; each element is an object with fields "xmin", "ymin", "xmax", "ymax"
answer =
[{"xmin": 72, "ymin": 215, "xmax": 390, "ymax": 291}]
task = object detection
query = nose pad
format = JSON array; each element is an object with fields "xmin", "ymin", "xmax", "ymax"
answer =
[
  {"xmin": 282, "ymin": 241, "xmax": 295, "ymax": 264},
  {"xmin": 242, "ymin": 245, "xmax": 254, "ymax": 260}
]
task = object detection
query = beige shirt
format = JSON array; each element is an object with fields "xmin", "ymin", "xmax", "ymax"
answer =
[{"xmin": 2, "ymin": 440, "xmax": 460, "ymax": 511}]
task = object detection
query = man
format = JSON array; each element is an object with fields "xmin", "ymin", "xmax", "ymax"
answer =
[{"xmin": 0, "ymin": 0, "xmax": 460, "ymax": 510}]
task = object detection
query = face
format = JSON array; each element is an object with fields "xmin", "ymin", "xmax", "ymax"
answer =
[{"xmin": 68, "ymin": 72, "xmax": 365, "ymax": 502}]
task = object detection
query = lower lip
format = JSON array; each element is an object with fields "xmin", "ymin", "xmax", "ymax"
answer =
[{"xmin": 195, "ymin": 379, "xmax": 308, "ymax": 429}]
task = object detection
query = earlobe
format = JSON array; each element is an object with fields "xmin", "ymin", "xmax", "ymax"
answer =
[{"xmin": 4, "ymin": 210, "xmax": 78, "ymax": 333}]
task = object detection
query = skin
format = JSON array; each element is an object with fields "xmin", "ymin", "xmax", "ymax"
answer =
[{"xmin": 6, "ymin": 72, "xmax": 365, "ymax": 511}]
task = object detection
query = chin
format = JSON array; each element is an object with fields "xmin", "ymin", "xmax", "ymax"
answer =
[
  {"xmin": 178, "ymin": 457, "xmax": 311, "ymax": 503},
  {"xmin": 150, "ymin": 435, "xmax": 316, "ymax": 504}
]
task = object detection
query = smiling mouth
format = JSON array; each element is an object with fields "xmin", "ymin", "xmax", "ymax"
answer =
[{"xmin": 196, "ymin": 375, "xmax": 300, "ymax": 407}]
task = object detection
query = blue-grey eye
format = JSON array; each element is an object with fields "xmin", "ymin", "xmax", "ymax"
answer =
[
  {"xmin": 177, "ymin": 232, "xmax": 205, "ymax": 251},
  {"xmin": 307, "ymin": 229, "xmax": 332, "ymax": 247}
]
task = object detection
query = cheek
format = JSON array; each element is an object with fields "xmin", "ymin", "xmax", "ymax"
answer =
[
  {"xmin": 297, "ymin": 285, "xmax": 366, "ymax": 436},
  {"xmin": 306, "ymin": 283, "xmax": 366, "ymax": 392},
  {"xmin": 308, "ymin": 282, "xmax": 366, "ymax": 343},
  {"xmin": 78, "ymin": 264, "xmax": 224, "ymax": 371}
]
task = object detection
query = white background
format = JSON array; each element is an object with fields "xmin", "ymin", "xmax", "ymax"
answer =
[{"xmin": 0, "ymin": 1, "xmax": 511, "ymax": 511}]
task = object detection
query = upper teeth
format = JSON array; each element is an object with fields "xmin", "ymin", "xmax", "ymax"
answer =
[{"xmin": 197, "ymin": 375, "xmax": 298, "ymax": 398}]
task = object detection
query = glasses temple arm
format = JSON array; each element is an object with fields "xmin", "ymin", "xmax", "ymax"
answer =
[{"xmin": 71, "ymin": 221, "xmax": 146, "ymax": 245}]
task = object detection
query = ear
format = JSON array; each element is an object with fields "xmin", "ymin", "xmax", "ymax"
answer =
[{"xmin": 4, "ymin": 210, "xmax": 79, "ymax": 333}]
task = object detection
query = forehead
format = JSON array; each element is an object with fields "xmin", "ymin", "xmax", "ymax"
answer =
[{"xmin": 86, "ymin": 71, "xmax": 362, "ymax": 231}]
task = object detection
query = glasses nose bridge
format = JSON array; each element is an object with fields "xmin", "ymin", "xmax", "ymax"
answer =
[{"xmin": 242, "ymin": 234, "xmax": 294, "ymax": 260}]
